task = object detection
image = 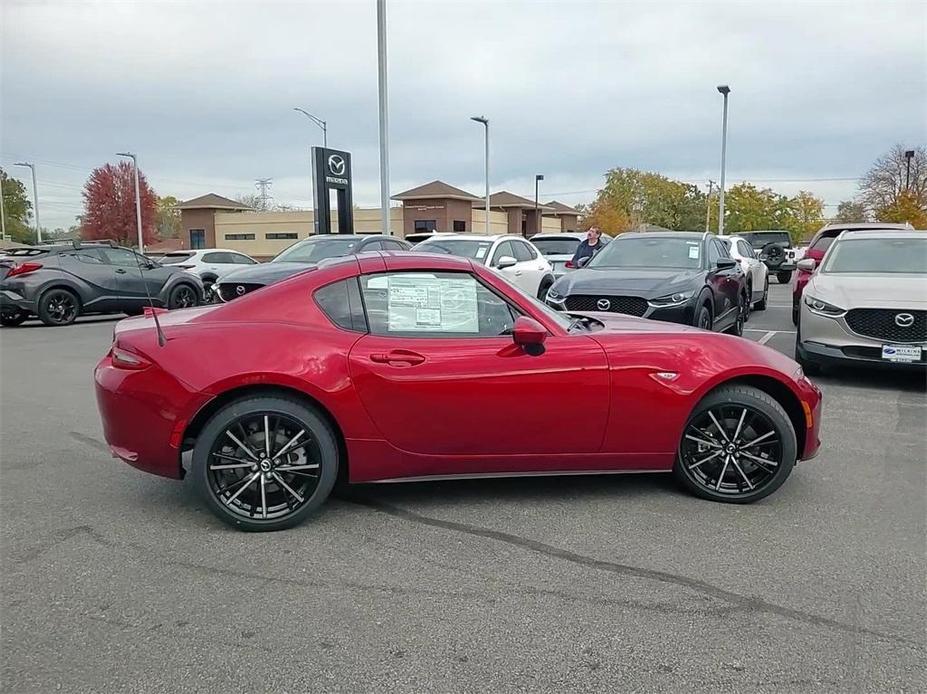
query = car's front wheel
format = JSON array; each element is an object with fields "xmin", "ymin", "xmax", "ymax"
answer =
[
  {"xmin": 191, "ymin": 395, "xmax": 339, "ymax": 532},
  {"xmin": 0, "ymin": 310, "xmax": 28, "ymax": 327},
  {"xmin": 674, "ymin": 385, "xmax": 797, "ymax": 503}
]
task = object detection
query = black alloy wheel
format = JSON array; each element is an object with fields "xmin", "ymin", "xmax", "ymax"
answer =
[
  {"xmin": 0, "ymin": 311, "xmax": 28, "ymax": 327},
  {"xmin": 38, "ymin": 288, "xmax": 80, "ymax": 326},
  {"xmin": 674, "ymin": 385, "xmax": 797, "ymax": 503},
  {"xmin": 168, "ymin": 284, "xmax": 198, "ymax": 309},
  {"xmin": 695, "ymin": 303, "xmax": 712, "ymax": 331},
  {"xmin": 726, "ymin": 295, "xmax": 746, "ymax": 336},
  {"xmin": 192, "ymin": 395, "xmax": 339, "ymax": 531}
]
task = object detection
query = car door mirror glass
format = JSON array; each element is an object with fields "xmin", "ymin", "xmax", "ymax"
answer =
[
  {"xmin": 496, "ymin": 255, "xmax": 517, "ymax": 270},
  {"xmin": 512, "ymin": 316, "xmax": 547, "ymax": 354},
  {"xmin": 797, "ymin": 258, "xmax": 816, "ymax": 272},
  {"xmin": 716, "ymin": 257, "xmax": 737, "ymax": 269}
]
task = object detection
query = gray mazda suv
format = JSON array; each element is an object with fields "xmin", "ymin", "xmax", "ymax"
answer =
[{"xmin": 0, "ymin": 241, "xmax": 203, "ymax": 327}]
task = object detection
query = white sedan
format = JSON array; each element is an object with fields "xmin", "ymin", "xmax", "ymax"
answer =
[
  {"xmin": 413, "ymin": 234, "xmax": 555, "ymax": 298},
  {"xmin": 721, "ymin": 235, "xmax": 769, "ymax": 311},
  {"xmin": 158, "ymin": 248, "xmax": 259, "ymax": 290}
]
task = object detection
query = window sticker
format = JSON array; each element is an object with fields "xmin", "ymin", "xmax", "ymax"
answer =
[
  {"xmin": 688, "ymin": 244, "xmax": 700, "ymax": 260},
  {"xmin": 475, "ymin": 246, "xmax": 487, "ymax": 259},
  {"xmin": 387, "ymin": 275, "xmax": 479, "ymax": 332}
]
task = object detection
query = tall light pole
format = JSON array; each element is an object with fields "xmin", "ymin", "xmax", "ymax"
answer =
[
  {"xmin": 0, "ymin": 173, "xmax": 6, "ymax": 239},
  {"xmin": 14, "ymin": 162, "xmax": 40, "ymax": 243},
  {"xmin": 716, "ymin": 85, "xmax": 731, "ymax": 235},
  {"xmin": 905, "ymin": 149, "xmax": 915, "ymax": 190},
  {"xmin": 534, "ymin": 174, "xmax": 544, "ymax": 237},
  {"xmin": 293, "ymin": 107, "xmax": 327, "ymax": 148},
  {"xmin": 705, "ymin": 180, "xmax": 714, "ymax": 233},
  {"xmin": 376, "ymin": 0, "xmax": 391, "ymax": 235},
  {"xmin": 116, "ymin": 152, "xmax": 144, "ymax": 251},
  {"xmin": 471, "ymin": 116, "xmax": 490, "ymax": 235}
]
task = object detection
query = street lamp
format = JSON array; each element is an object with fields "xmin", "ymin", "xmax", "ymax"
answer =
[
  {"xmin": 377, "ymin": 0, "xmax": 391, "ymax": 235},
  {"xmin": 471, "ymin": 116, "xmax": 490, "ymax": 235},
  {"xmin": 716, "ymin": 84, "xmax": 731, "ymax": 235},
  {"xmin": 534, "ymin": 174, "xmax": 545, "ymax": 237},
  {"xmin": 116, "ymin": 152, "xmax": 144, "ymax": 252},
  {"xmin": 293, "ymin": 107, "xmax": 328, "ymax": 148},
  {"xmin": 905, "ymin": 149, "xmax": 915, "ymax": 190},
  {"xmin": 14, "ymin": 162, "xmax": 40, "ymax": 244}
]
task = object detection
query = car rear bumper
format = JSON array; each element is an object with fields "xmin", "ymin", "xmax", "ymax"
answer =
[
  {"xmin": 0, "ymin": 289, "xmax": 35, "ymax": 314},
  {"xmin": 94, "ymin": 354, "xmax": 210, "ymax": 479}
]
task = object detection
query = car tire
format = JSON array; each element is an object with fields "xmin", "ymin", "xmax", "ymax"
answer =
[
  {"xmin": 693, "ymin": 301, "xmax": 712, "ymax": 331},
  {"xmin": 755, "ymin": 278, "xmax": 768, "ymax": 311},
  {"xmin": 167, "ymin": 283, "xmax": 199, "ymax": 309},
  {"xmin": 0, "ymin": 311, "xmax": 28, "ymax": 327},
  {"xmin": 37, "ymin": 288, "xmax": 80, "ymax": 326},
  {"xmin": 673, "ymin": 384, "xmax": 798, "ymax": 504},
  {"xmin": 777, "ymin": 271, "xmax": 792, "ymax": 284},
  {"xmin": 536, "ymin": 276, "xmax": 554, "ymax": 301},
  {"xmin": 726, "ymin": 294, "xmax": 746, "ymax": 335},
  {"xmin": 191, "ymin": 395, "xmax": 339, "ymax": 532}
]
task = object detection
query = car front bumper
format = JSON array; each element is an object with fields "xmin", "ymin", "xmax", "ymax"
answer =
[
  {"xmin": 546, "ymin": 296, "xmax": 698, "ymax": 325},
  {"xmin": 798, "ymin": 304, "xmax": 927, "ymax": 369},
  {"xmin": 0, "ymin": 288, "xmax": 35, "ymax": 315}
]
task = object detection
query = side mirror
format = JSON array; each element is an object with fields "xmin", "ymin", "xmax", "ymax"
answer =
[
  {"xmin": 495, "ymin": 255, "xmax": 517, "ymax": 270},
  {"xmin": 797, "ymin": 258, "xmax": 816, "ymax": 272},
  {"xmin": 512, "ymin": 316, "xmax": 547, "ymax": 355},
  {"xmin": 716, "ymin": 257, "xmax": 737, "ymax": 270},
  {"xmin": 576, "ymin": 256, "xmax": 591, "ymax": 268}
]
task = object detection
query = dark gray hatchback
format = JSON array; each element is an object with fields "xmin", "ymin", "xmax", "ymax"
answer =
[{"xmin": 0, "ymin": 241, "xmax": 204, "ymax": 327}]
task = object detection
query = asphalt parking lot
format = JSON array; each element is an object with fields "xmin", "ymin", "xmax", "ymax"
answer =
[{"xmin": 1, "ymin": 281, "xmax": 924, "ymax": 693}]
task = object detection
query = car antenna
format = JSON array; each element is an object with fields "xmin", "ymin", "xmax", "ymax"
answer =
[{"xmin": 129, "ymin": 240, "xmax": 167, "ymax": 347}]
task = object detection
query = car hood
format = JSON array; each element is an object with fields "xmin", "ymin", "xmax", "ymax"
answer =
[
  {"xmin": 578, "ymin": 311, "xmax": 702, "ymax": 334},
  {"xmin": 552, "ymin": 268, "xmax": 703, "ymax": 298},
  {"xmin": 216, "ymin": 262, "xmax": 314, "ymax": 286},
  {"xmin": 808, "ymin": 273, "xmax": 927, "ymax": 309}
]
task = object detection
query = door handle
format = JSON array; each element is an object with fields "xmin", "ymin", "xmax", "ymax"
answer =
[
  {"xmin": 115, "ymin": 268, "xmax": 127, "ymax": 274},
  {"xmin": 514, "ymin": 270, "xmax": 523, "ymax": 276},
  {"xmin": 370, "ymin": 350, "xmax": 426, "ymax": 366}
]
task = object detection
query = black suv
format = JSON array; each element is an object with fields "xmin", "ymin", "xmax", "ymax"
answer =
[{"xmin": 0, "ymin": 241, "xmax": 203, "ymax": 327}]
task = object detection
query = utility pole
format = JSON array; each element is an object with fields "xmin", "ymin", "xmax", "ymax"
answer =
[
  {"xmin": 377, "ymin": 0, "xmax": 391, "ymax": 235},
  {"xmin": 905, "ymin": 149, "xmax": 915, "ymax": 190},
  {"xmin": 14, "ymin": 162, "xmax": 40, "ymax": 243},
  {"xmin": 716, "ymin": 85, "xmax": 731, "ymax": 236},
  {"xmin": 0, "ymin": 173, "xmax": 6, "ymax": 239},
  {"xmin": 705, "ymin": 180, "xmax": 714, "ymax": 232},
  {"xmin": 534, "ymin": 174, "xmax": 544, "ymax": 237},
  {"xmin": 116, "ymin": 153, "xmax": 144, "ymax": 251},
  {"xmin": 255, "ymin": 178, "xmax": 273, "ymax": 211},
  {"xmin": 471, "ymin": 116, "xmax": 490, "ymax": 235}
]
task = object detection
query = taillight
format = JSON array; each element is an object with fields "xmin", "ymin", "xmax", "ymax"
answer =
[
  {"xmin": 111, "ymin": 347, "xmax": 150, "ymax": 370},
  {"xmin": 7, "ymin": 261, "xmax": 43, "ymax": 278},
  {"xmin": 565, "ymin": 260, "xmax": 575, "ymax": 269}
]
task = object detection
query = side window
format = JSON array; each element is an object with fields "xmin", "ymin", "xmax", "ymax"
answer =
[
  {"xmin": 707, "ymin": 240, "xmax": 722, "ymax": 265},
  {"xmin": 715, "ymin": 239, "xmax": 731, "ymax": 258},
  {"xmin": 362, "ymin": 240, "xmax": 384, "ymax": 252},
  {"xmin": 492, "ymin": 241, "xmax": 515, "ymax": 266},
  {"xmin": 385, "ymin": 240, "xmax": 407, "ymax": 251},
  {"xmin": 736, "ymin": 240, "xmax": 751, "ymax": 258},
  {"xmin": 452, "ymin": 220, "xmax": 466, "ymax": 232},
  {"xmin": 202, "ymin": 252, "xmax": 227, "ymax": 263},
  {"xmin": 101, "ymin": 248, "xmax": 144, "ymax": 267},
  {"xmin": 233, "ymin": 253, "xmax": 257, "ymax": 264},
  {"xmin": 314, "ymin": 278, "xmax": 366, "ymax": 332},
  {"xmin": 513, "ymin": 241, "xmax": 536, "ymax": 262},
  {"xmin": 359, "ymin": 272, "xmax": 517, "ymax": 338},
  {"xmin": 72, "ymin": 248, "xmax": 107, "ymax": 265},
  {"xmin": 811, "ymin": 235, "xmax": 836, "ymax": 253}
]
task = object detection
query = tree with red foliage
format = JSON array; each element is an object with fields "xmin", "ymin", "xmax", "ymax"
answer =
[{"xmin": 81, "ymin": 161, "xmax": 158, "ymax": 248}]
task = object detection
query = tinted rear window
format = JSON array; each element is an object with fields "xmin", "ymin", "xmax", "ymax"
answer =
[
  {"xmin": 810, "ymin": 236, "xmax": 836, "ymax": 252},
  {"xmin": 160, "ymin": 252, "xmax": 195, "ymax": 264},
  {"xmin": 740, "ymin": 232, "xmax": 791, "ymax": 248},
  {"xmin": 532, "ymin": 238, "xmax": 580, "ymax": 256}
]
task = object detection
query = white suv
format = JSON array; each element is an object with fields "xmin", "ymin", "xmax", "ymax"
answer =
[
  {"xmin": 158, "ymin": 248, "xmax": 259, "ymax": 290},
  {"xmin": 720, "ymin": 236, "xmax": 769, "ymax": 311},
  {"xmin": 413, "ymin": 234, "xmax": 555, "ymax": 298}
]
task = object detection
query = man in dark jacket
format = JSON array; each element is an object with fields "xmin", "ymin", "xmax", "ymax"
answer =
[{"xmin": 571, "ymin": 227, "xmax": 604, "ymax": 267}]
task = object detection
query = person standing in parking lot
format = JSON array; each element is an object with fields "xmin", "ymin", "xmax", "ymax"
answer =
[{"xmin": 572, "ymin": 227, "xmax": 604, "ymax": 267}]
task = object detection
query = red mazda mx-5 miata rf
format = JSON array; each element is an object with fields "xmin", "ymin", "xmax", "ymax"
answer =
[{"xmin": 95, "ymin": 251, "xmax": 822, "ymax": 531}]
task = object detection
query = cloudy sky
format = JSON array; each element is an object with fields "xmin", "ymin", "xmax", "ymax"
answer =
[{"xmin": 3, "ymin": 0, "xmax": 925, "ymax": 230}]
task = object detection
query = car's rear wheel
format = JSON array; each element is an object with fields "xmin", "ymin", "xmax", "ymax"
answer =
[
  {"xmin": 726, "ymin": 295, "xmax": 746, "ymax": 336},
  {"xmin": 694, "ymin": 303, "xmax": 712, "ymax": 331},
  {"xmin": 755, "ymin": 277, "xmax": 768, "ymax": 311},
  {"xmin": 37, "ymin": 288, "xmax": 80, "ymax": 326},
  {"xmin": 168, "ymin": 283, "xmax": 198, "ymax": 309},
  {"xmin": 674, "ymin": 385, "xmax": 797, "ymax": 503},
  {"xmin": 777, "ymin": 271, "xmax": 792, "ymax": 284},
  {"xmin": 191, "ymin": 395, "xmax": 339, "ymax": 532},
  {"xmin": 0, "ymin": 310, "xmax": 28, "ymax": 327}
]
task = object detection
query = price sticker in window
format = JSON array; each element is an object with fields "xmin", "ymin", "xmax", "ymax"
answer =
[{"xmin": 688, "ymin": 244, "xmax": 700, "ymax": 260}]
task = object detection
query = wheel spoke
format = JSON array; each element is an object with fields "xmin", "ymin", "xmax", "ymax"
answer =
[
  {"xmin": 688, "ymin": 449, "xmax": 722, "ymax": 470},
  {"xmin": 225, "ymin": 472, "xmax": 260, "ymax": 505},
  {"xmin": 225, "ymin": 430, "xmax": 259, "ymax": 461},
  {"xmin": 263, "ymin": 415, "xmax": 271, "ymax": 458},
  {"xmin": 730, "ymin": 457, "xmax": 755, "ymax": 490},
  {"xmin": 275, "ymin": 463, "xmax": 319, "ymax": 471},
  {"xmin": 715, "ymin": 456, "xmax": 731, "ymax": 490},
  {"xmin": 212, "ymin": 452, "xmax": 248, "ymax": 463},
  {"xmin": 708, "ymin": 411, "xmax": 730, "ymax": 442},
  {"xmin": 260, "ymin": 474, "xmax": 267, "ymax": 519},
  {"xmin": 742, "ymin": 430, "xmax": 777, "ymax": 449},
  {"xmin": 732, "ymin": 409, "xmax": 748, "ymax": 442},
  {"xmin": 685, "ymin": 434, "xmax": 721, "ymax": 449},
  {"xmin": 209, "ymin": 462, "xmax": 254, "ymax": 470},
  {"xmin": 740, "ymin": 451, "xmax": 779, "ymax": 469},
  {"xmin": 272, "ymin": 472, "xmax": 305, "ymax": 503},
  {"xmin": 272, "ymin": 430, "xmax": 306, "ymax": 461}
]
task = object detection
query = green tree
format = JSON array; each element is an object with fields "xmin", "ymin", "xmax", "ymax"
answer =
[
  {"xmin": 876, "ymin": 190, "xmax": 927, "ymax": 227},
  {"xmin": 155, "ymin": 195, "xmax": 181, "ymax": 239},
  {"xmin": 833, "ymin": 200, "xmax": 869, "ymax": 223},
  {"xmin": 859, "ymin": 144, "xmax": 926, "ymax": 216},
  {"xmin": 783, "ymin": 190, "xmax": 825, "ymax": 242},
  {"xmin": 0, "ymin": 167, "xmax": 35, "ymax": 243},
  {"xmin": 723, "ymin": 183, "xmax": 792, "ymax": 232}
]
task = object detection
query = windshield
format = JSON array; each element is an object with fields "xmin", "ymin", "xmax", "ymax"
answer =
[
  {"xmin": 417, "ymin": 239, "xmax": 493, "ymax": 264},
  {"xmin": 160, "ymin": 252, "xmax": 195, "ymax": 264},
  {"xmin": 532, "ymin": 238, "xmax": 580, "ymax": 256},
  {"xmin": 589, "ymin": 237, "xmax": 703, "ymax": 270},
  {"xmin": 822, "ymin": 238, "xmax": 927, "ymax": 274},
  {"xmin": 273, "ymin": 238, "xmax": 358, "ymax": 263},
  {"xmin": 739, "ymin": 232, "xmax": 791, "ymax": 249}
]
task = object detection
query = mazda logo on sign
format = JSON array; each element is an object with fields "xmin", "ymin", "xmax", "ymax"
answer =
[
  {"xmin": 895, "ymin": 312, "xmax": 915, "ymax": 327},
  {"xmin": 328, "ymin": 155, "xmax": 346, "ymax": 176},
  {"xmin": 597, "ymin": 298, "xmax": 611, "ymax": 310}
]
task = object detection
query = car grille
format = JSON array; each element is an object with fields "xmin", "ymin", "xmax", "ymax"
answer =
[
  {"xmin": 217, "ymin": 283, "xmax": 264, "ymax": 302},
  {"xmin": 564, "ymin": 295, "xmax": 648, "ymax": 317},
  {"xmin": 845, "ymin": 308, "xmax": 926, "ymax": 343}
]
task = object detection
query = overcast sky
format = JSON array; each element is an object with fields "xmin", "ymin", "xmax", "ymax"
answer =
[{"xmin": 3, "ymin": 0, "xmax": 925, "ymax": 230}]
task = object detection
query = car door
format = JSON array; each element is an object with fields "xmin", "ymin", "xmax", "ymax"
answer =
[
  {"xmin": 738, "ymin": 239, "xmax": 765, "ymax": 301},
  {"xmin": 347, "ymin": 270, "xmax": 610, "ymax": 462},
  {"xmin": 100, "ymin": 247, "xmax": 172, "ymax": 307},
  {"xmin": 57, "ymin": 248, "xmax": 122, "ymax": 311},
  {"xmin": 511, "ymin": 239, "xmax": 546, "ymax": 294},
  {"xmin": 706, "ymin": 239, "xmax": 738, "ymax": 329}
]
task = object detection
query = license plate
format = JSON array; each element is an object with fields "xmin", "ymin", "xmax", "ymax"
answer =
[{"xmin": 882, "ymin": 344, "xmax": 922, "ymax": 363}]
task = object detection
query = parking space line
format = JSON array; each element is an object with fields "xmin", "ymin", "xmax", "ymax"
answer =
[
  {"xmin": 744, "ymin": 328, "xmax": 797, "ymax": 335},
  {"xmin": 757, "ymin": 331, "xmax": 777, "ymax": 345}
]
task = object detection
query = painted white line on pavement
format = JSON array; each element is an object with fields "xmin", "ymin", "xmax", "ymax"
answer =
[
  {"xmin": 744, "ymin": 328, "xmax": 797, "ymax": 335},
  {"xmin": 757, "ymin": 331, "xmax": 778, "ymax": 345}
]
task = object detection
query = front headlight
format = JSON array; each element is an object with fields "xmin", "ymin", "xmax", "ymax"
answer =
[
  {"xmin": 546, "ymin": 287, "xmax": 565, "ymax": 303},
  {"xmin": 804, "ymin": 294, "xmax": 846, "ymax": 317},
  {"xmin": 648, "ymin": 290, "xmax": 695, "ymax": 307}
]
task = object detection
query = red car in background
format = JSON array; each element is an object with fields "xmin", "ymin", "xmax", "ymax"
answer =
[
  {"xmin": 792, "ymin": 222, "xmax": 913, "ymax": 325},
  {"xmin": 95, "ymin": 251, "xmax": 822, "ymax": 532}
]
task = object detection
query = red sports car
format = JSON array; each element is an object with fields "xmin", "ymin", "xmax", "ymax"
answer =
[{"xmin": 95, "ymin": 251, "xmax": 822, "ymax": 531}]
